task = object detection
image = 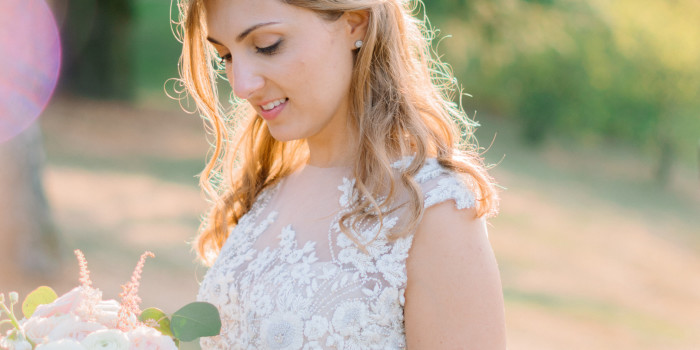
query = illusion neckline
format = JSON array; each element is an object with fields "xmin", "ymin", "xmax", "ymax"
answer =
[{"xmin": 302, "ymin": 162, "xmax": 353, "ymax": 171}]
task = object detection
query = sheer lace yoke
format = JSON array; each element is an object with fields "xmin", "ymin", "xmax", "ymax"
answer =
[{"xmin": 197, "ymin": 158, "xmax": 476, "ymax": 350}]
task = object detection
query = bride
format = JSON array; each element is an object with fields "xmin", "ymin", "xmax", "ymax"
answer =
[{"xmin": 176, "ymin": 0, "xmax": 506, "ymax": 348}]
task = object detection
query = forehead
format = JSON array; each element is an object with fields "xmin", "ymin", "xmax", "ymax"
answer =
[{"xmin": 205, "ymin": 0, "xmax": 315, "ymax": 41}]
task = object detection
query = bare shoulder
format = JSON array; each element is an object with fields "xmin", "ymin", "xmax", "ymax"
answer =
[{"xmin": 404, "ymin": 201, "xmax": 507, "ymax": 349}]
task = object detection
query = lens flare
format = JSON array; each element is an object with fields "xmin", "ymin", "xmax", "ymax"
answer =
[{"xmin": 0, "ymin": 0, "xmax": 61, "ymax": 143}]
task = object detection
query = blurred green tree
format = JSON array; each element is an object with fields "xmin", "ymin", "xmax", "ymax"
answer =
[
  {"xmin": 426, "ymin": 0, "xmax": 700, "ymax": 185},
  {"xmin": 59, "ymin": 0, "xmax": 135, "ymax": 100}
]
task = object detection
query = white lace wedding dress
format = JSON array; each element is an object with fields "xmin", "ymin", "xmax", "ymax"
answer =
[{"xmin": 197, "ymin": 158, "xmax": 476, "ymax": 350}]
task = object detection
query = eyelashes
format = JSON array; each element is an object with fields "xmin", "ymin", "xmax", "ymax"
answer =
[
  {"xmin": 218, "ymin": 39, "xmax": 283, "ymax": 65},
  {"xmin": 256, "ymin": 40, "xmax": 282, "ymax": 55},
  {"xmin": 219, "ymin": 54, "xmax": 232, "ymax": 65}
]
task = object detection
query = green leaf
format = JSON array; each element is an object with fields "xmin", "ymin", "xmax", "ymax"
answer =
[
  {"xmin": 170, "ymin": 302, "xmax": 221, "ymax": 342},
  {"xmin": 139, "ymin": 307, "xmax": 174, "ymax": 338},
  {"xmin": 22, "ymin": 286, "xmax": 57, "ymax": 319}
]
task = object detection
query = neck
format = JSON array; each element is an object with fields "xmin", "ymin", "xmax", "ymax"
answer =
[{"xmin": 306, "ymin": 128, "xmax": 357, "ymax": 168}]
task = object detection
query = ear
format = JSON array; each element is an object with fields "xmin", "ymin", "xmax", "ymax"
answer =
[{"xmin": 343, "ymin": 10, "xmax": 370, "ymax": 48}]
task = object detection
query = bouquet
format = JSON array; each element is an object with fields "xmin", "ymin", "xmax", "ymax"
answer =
[{"xmin": 0, "ymin": 250, "xmax": 221, "ymax": 349}]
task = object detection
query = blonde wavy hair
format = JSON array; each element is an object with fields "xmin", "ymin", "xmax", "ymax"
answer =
[{"xmin": 174, "ymin": 0, "xmax": 499, "ymax": 265}]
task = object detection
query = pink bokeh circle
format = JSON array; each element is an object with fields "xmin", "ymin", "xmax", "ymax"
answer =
[{"xmin": 0, "ymin": 0, "xmax": 62, "ymax": 143}]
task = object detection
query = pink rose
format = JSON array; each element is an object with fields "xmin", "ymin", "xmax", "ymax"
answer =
[
  {"xmin": 33, "ymin": 288, "xmax": 84, "ymax": 318},
  {"xmin": 126, "ymin": 327, "xmax": 177, "ymax": 350},
  {"xmin": 47, "ymin": 315, "xmax": 106, "ymax": 342}
]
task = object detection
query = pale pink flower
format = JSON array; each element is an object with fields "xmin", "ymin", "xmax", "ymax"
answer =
[
  {"xmin": 32, "ymin": 288, "xmax": 84, "ymax": 318},
  {"xmin": 126, "ymin": 326, "xmax": 177, "ymax": 350},
  {"xmin": 35, "ymin": 339, "xmax": 86, "ymax": 350},
  {"xmin": 93, "ymin": 300, "xmax": 121, "ymax": 329},
  {"xmin": 22, "ymin": 315, "xmax": 72, "ymax": 344},
  {"xmin": 46, "ymin": 315, "xmax": 106, "ymax": 342},
  {"xmin": 32, "ymin": 286, "xmax": 103, "ymax": 324}
]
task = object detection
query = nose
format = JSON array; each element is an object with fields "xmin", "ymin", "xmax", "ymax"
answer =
[{"xmin": 229, "ymin": 58, "xmax": 264, "ymax": 100}]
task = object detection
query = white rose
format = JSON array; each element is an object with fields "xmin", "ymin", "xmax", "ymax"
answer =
[
  {"xmin": 22, "ymin": 315, "xmax": 72, "ymax": 344},
  {"xmin": 47, "ymin": 315, "xmax": 106, "ymax": 342},
  {"xmin": 126, "ymin": 326, "xmax": 177, "ymax": 350},
  {"xmin": 81, "ymin": 329, "xmax": 129, "ymax": 350},
  {"xmin": 35, "ymin": 339, "xmax": 86, "ymax": 350},
  {"xmin": 93, "ymin": 300, "xmax": 120, "ymax": 328}
]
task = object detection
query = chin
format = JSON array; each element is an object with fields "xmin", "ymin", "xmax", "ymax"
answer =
[{"xmin": 266, "ymin": 124, "xmax": 306, "ymax": 143}]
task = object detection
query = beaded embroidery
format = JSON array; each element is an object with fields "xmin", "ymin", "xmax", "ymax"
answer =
[{"xmin": 198, "ymin": 158, "xmax": 475, "ymax": 349}]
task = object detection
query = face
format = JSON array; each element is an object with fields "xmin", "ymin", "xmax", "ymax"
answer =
[{"xmin": 205, "ymin": 0, "xmax": 365, "ymax": 143}]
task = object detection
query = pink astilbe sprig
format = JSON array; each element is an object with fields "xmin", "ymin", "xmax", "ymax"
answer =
[
  {"xmin": 74, "ymin": 249, "xmax": 93, "ymax": 288},
  {"xmin": 71, "ymin": 249, "xmax": 102, "ymax": 323},
  {"xmin": 117, "ymin": 251, "xmax": 155, "ymax": 331}
]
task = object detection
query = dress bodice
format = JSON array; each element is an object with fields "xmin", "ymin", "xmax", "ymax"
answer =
[{"xmin": 197, "ymin": 158, "xmax": 476, "ymax": 350}]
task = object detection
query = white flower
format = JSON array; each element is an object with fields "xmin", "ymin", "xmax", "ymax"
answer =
[
  {"xmin": 126, "ymin": 326, "xmax": 177, "ymax": 350},
  {"xmin": 93, "ymin": 300, "xmax": 120, "ymax": 328},
  {"xmin": 0, "ymin": 331, "xmax": 32, "ymax": 350},
  {"xmin": 303, "ymin": 316, "xmax": 328, "ymax": 341},
  {"xmin": 22, "ymin": 315, "xmax": 70, "ymax": 344},
  {"xmin": 35, "ymin": 339, "xmax": 86, "ymax": 350},
  {"xmin": 260, "ymin": 313, "xmax": 304, "ymax": 350},
  {"xmin": 81, "ymin": 329, "xmax": 128, "ymax": 350},
  {"xmin": 47, "ymin": 315, "xmax": 106, "ymax": 342}
]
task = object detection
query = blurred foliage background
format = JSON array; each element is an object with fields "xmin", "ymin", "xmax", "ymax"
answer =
[
  {"xmin": 1, "ymin": 0, "xmax": 699, "ymax": 349},
  {"xmin": 54, "ymin": 0, "xmax": 700, "ymax": 182},
  {"xmin": 425, "ymin": 0, "xmax": 700, "ymax": 184}
]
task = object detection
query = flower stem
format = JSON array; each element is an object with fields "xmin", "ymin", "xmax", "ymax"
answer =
[{"xmin": 0, "ymin": 302, "xmax": 20, "ymax": 330}]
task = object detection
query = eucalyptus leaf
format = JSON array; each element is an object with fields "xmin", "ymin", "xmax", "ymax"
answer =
[
  {"xmin": 22, "ymin": 286, "xmax": 57, "ymax": 319},
  {"xmin": 139, "ymin": 307, "xmax": 174, "ymax": 338},
  {"xmin": 170, "ymin": 302, "xmax": 221, "ymax": 342}
]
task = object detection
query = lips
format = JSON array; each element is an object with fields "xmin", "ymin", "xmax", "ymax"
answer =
[
  {"xmin": 258, "ymin": 98, "xmax": 288, "ymax": 121},
  {"xmin": 260, "ymin": 97, "xmax": 288, "ymax": 111}
]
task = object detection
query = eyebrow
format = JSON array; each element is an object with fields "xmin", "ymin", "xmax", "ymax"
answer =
[{"xmin": 207, "ymin": 21, "xmax": 280, "ymax": 45}]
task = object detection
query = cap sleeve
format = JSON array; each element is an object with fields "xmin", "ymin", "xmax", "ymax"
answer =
[{"xmin": 393, "ymin": 157, "xmax": 476, "ymax": 211}]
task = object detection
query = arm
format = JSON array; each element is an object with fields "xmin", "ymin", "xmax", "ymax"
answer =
[{"xmin": 404, "ymin": 201, "xmax": 506, "ymax": 349}]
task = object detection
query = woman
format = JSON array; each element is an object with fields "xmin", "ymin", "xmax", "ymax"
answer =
[{"xmin": 177, "ymin": 0, "xmax": 506, "ymax": 348}]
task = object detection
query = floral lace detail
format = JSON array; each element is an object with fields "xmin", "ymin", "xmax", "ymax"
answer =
[{"xmin": 198, "ymin": 159, "xmax": 474, "ymax": 349}]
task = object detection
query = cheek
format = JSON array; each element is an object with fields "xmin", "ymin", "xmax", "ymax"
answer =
[{"xmin": 292, "ymin": 39, "xmax": 352, "ymax": 111}]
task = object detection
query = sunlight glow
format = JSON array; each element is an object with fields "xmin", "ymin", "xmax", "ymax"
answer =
[{"xmin": 0, "ymin": 0, "xmax": 61, "ymax": 143}]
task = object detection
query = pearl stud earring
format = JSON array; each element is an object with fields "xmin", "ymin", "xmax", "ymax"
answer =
[{"xmin": 354, "ymin": 40, "xmax": 363, "ymax": 49}]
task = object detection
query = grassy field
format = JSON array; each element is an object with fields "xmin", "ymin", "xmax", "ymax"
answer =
[
  {"xmin": 477, "ymin": 118, "xmax": 700, "ymax": 349},
  {"xmin": 5, "ymin": 94, "xmax": 698, "ymax": 349}
]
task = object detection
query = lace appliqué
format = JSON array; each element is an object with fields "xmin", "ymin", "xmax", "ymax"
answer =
[{"xmin": 197, "ymin": 159, "xmax": 474, "ymax": 349}]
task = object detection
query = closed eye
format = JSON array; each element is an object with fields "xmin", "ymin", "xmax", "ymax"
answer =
[
  {"xmin": 216, "ymin": 39, "xmax": 281, "ymax": 66},
  {"xmin": 218, "ymin": 53, "xmax": 232, "ymax": 65},
  {"xmin": 256, "ymin": 40, "xmax": 282, "ymax": 55}
]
